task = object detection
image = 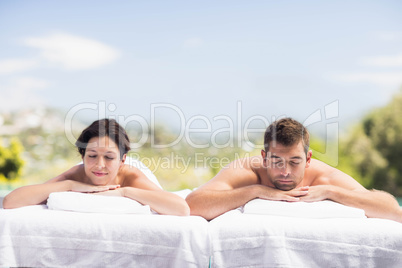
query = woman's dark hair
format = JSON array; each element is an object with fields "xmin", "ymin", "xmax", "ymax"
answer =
[{"xmin": 75, "ymin": 119, "xmax": 131, "ymax": 159}]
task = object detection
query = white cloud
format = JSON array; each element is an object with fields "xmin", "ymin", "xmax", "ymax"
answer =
[
  {"xmin": 183, "ymin": 37, "xmax": 204, "ymax": 48},
  {"xmin": 362, "ymin": 53, "xmax": 402, "ymax": 67},
  {"xmin": 24, "ymin": 33, "xmax": 120, "ymax": 70},
  {"xmin": 336, "ymin": 72, "xmax": 402, "ymax": 87},
  {"xmin": 0, "ymin": 59, "xmax": 38, "ymax": 75},
  {"xmin": 0, "ymin": 77, "xmax": 49, "ymax": 111}
]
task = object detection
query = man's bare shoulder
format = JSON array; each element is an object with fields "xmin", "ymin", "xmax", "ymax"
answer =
[
  {"xmin": 200, "ymin": 156, "xmax": 263, "ymax": 190},
  {"xmin": 309, "ymin": 158, "xmax": 335, "ymax": 172},
  {"xmin": 307, "ymin": 159, "xmax": 365, "ymax": 190},
  {"xmin": 304, "ymin": 159, "xmax": 336, "ymax": 184}
]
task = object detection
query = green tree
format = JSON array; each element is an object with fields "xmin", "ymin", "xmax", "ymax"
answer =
[
  {"xmin": 342, "ymin": 89, "xmax": 402, "ymax": 195},
  {"xmin": 0, "ymin": 138, "xmax": 25, "ymax": 180}
]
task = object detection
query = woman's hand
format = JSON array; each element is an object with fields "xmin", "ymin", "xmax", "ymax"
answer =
[
  {"xmin": 92, "ymin": 188, "xmax": 125, "ymax": 197},
  {"xmin": 69, "ymin": 180, "xmax": 120, "ymax": 193}
]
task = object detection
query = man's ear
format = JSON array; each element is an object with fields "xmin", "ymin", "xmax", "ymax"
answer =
[
  {"xmin": 261, "ymin": 150, "xmax": 268, "ymax": 166},
  {"xmin": 305, "ymin": 150, "xmax": 312, "ymax": 168}
]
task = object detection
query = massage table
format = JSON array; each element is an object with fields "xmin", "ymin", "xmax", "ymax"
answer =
[
  {"xmin": 1, "ymin": 196, "xmax": 402, "ymax": 267},
  {"xmin": 210, "ymin": 209, "xmax": 402, "ymax": 267},
  {"xmin": 0, "ymin": 203, "xmax": 210, "ymax": 267}
]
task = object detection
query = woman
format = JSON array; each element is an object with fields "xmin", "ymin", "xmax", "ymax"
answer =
[{"xmin": 3, "ymin": 119, "xmax": 190, "ymax": 216}]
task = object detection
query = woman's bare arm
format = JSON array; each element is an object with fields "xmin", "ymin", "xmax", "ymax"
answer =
[
  {"xmin": 101, "ymin": 167, "xmax": 190, "ymax": 216},
  {"xmin": 2, "ymin": 166, "xmax": 119, "ymax": 209}
]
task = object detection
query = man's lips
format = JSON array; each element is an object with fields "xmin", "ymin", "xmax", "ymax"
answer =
[
  {"xmin": 277, "ymin": 179, "xmax": 293, "ymax": 184},
  {"xmin": 93, "ymin": 171, "xmax": 108, "ymax": 177}
]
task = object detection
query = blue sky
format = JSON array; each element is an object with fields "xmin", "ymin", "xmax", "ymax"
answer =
[{"xmin": 0, "ymin": 0, "xmax": 402, "ymax": 137}]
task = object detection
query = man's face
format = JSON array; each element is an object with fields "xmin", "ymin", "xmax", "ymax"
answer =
[{"xmin": 262, "ymin": 141, "xmax": 312, "ymax": 191}]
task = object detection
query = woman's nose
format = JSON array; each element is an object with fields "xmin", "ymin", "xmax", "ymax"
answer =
[{"xmin": 96, "ymin": 157, "xmax": 105, "ymax": 168}]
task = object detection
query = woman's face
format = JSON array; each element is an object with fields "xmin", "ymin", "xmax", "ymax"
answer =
[{"xmin": 83, "ymin": 136, "xmax": 125, "ymax": 186}]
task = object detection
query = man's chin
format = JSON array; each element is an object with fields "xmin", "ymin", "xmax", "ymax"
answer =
[{"xmin": 274, "ymin": 182, "xmax": 296, "ymax": 191}]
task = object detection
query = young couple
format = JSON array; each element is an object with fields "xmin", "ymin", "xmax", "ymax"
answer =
[{"xmin": 3, "ymin": 118, "xmax": 402, "ymax": 223}]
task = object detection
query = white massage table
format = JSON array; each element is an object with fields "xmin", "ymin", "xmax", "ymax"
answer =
[
  {"xmin": 0, "ymin": 157, "xmax": 212, "ymax": 267},
  {"xmin": 1, "ymin": 192, "xmax": 401, "ymax": 267},
  {"xmin": 209, "ymin": 209, "xmax": 402, "ymax": 268},
  {"xmin": 2, "ymin": 200, "xmax": 402, "ymax": 267},
  {"xmin": 0, "ymin": 204, "xmax": 210, "ymax": 267}
]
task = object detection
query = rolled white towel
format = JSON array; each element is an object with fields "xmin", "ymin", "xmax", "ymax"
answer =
[
  {"xmin": 244, "ymin": 199, "xmax": 366, "ymax": 218},
  {"xmin": 47, "ymin": 191, "xmax": 151, "ymax": 214}
]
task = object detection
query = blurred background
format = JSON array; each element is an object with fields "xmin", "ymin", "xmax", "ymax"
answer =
[{"xmin": 0, "ymin": 0, "xmax": 401, "ymax": 205}]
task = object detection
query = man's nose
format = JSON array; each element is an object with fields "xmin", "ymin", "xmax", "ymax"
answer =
[{"xmin": 280, "ymin": 163, "xmax": 291, "ymax": 176}]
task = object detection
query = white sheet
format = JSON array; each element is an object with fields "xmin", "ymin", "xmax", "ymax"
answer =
[
  {"xmin": 244, "ymin": 199, "xmax": 366, "ymax": 218},
  {"xmin": 209, "ymin": 209, "xmax": 402, "ymax": 268},
  {"xmin": 0, "ymin": 205, "xmax": 210, "ymax": 267},
  {"xmin": 47, "ymin": 191, "xmax": 151, "ymax": 214}
]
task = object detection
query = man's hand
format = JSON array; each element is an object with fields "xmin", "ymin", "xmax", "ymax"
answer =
[
  {"xmin": 69, "ymin": 180, "xmax": 120, "ymax": 193},
  {"xmin": 258, "ymin": 185, "xmax": 310, "ymax": 202},
  {"xmin": 298, "ymin": 185, "xmax": 330, "ymax": 202}
]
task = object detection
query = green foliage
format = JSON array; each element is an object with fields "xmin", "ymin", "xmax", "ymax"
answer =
[
  {"xmin": 0, "ymin": 138, "xmax": 25, "ymax": 180},
  {"xmin": 341, "ymin": 90, "xmax": 402, "ymax": 195}
]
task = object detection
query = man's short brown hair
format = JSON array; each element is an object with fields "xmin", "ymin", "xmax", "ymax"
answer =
[{"xmin": 264, "ymin": 118, "xmax": 310, "ymax": 155}]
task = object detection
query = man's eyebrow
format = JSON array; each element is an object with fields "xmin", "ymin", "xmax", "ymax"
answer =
[
  {"xmin": 290, "ymin": 156, "xmax": 303, "ymax": 160},
  {"xmin": 270, "ymin": 155, "xmax": 281, "ymax": 159}
]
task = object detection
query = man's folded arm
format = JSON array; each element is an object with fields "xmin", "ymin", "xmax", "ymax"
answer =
[
  {"xmin": 300, "ymin": 167, "xmax": 402, "ymax": 222},
  {"xmin": 328, "ymin": 187, "xmax": 402, "ymax": 222},
  {"xmin": 186, "ymin": 184, "xmax": 260, "ymax": 220}
]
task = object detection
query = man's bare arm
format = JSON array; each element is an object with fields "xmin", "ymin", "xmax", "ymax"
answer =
[
  {"xmin": 186, "ymin": 183, "xmax": 258, "ymax": 220},
  {"xmin": 300, "ymin": 162, "xmax": 402, "ymax": 223},
  {"xmin": 186, "ymin": 158, "xmax": 308, "ymax": 220}
]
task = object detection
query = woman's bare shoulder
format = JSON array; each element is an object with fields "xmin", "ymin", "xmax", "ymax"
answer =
[
  {"xmin": 119, "ymin": 165, "xmax": 145, "ymax": 185},
  {"xmin": 45, "ymin": 164, "xmax": 85, "ymax": 184}
]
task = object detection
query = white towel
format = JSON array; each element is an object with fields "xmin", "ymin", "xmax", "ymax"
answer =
[
  {"xmin": 172, "ymin": 189, "xmax": 192, "ymax": 199},
  {"xmin": 244, "ymin": 199, "xmax": 366, "ymax": 218},
  {"xmin": 47, "ymin": 191, "xmax": 151, "ymax": 214}
]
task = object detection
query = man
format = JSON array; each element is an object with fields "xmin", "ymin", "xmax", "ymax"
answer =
[{"xmin": 186, "ymin": 118, "xmax": 402, "ymax": 222}]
